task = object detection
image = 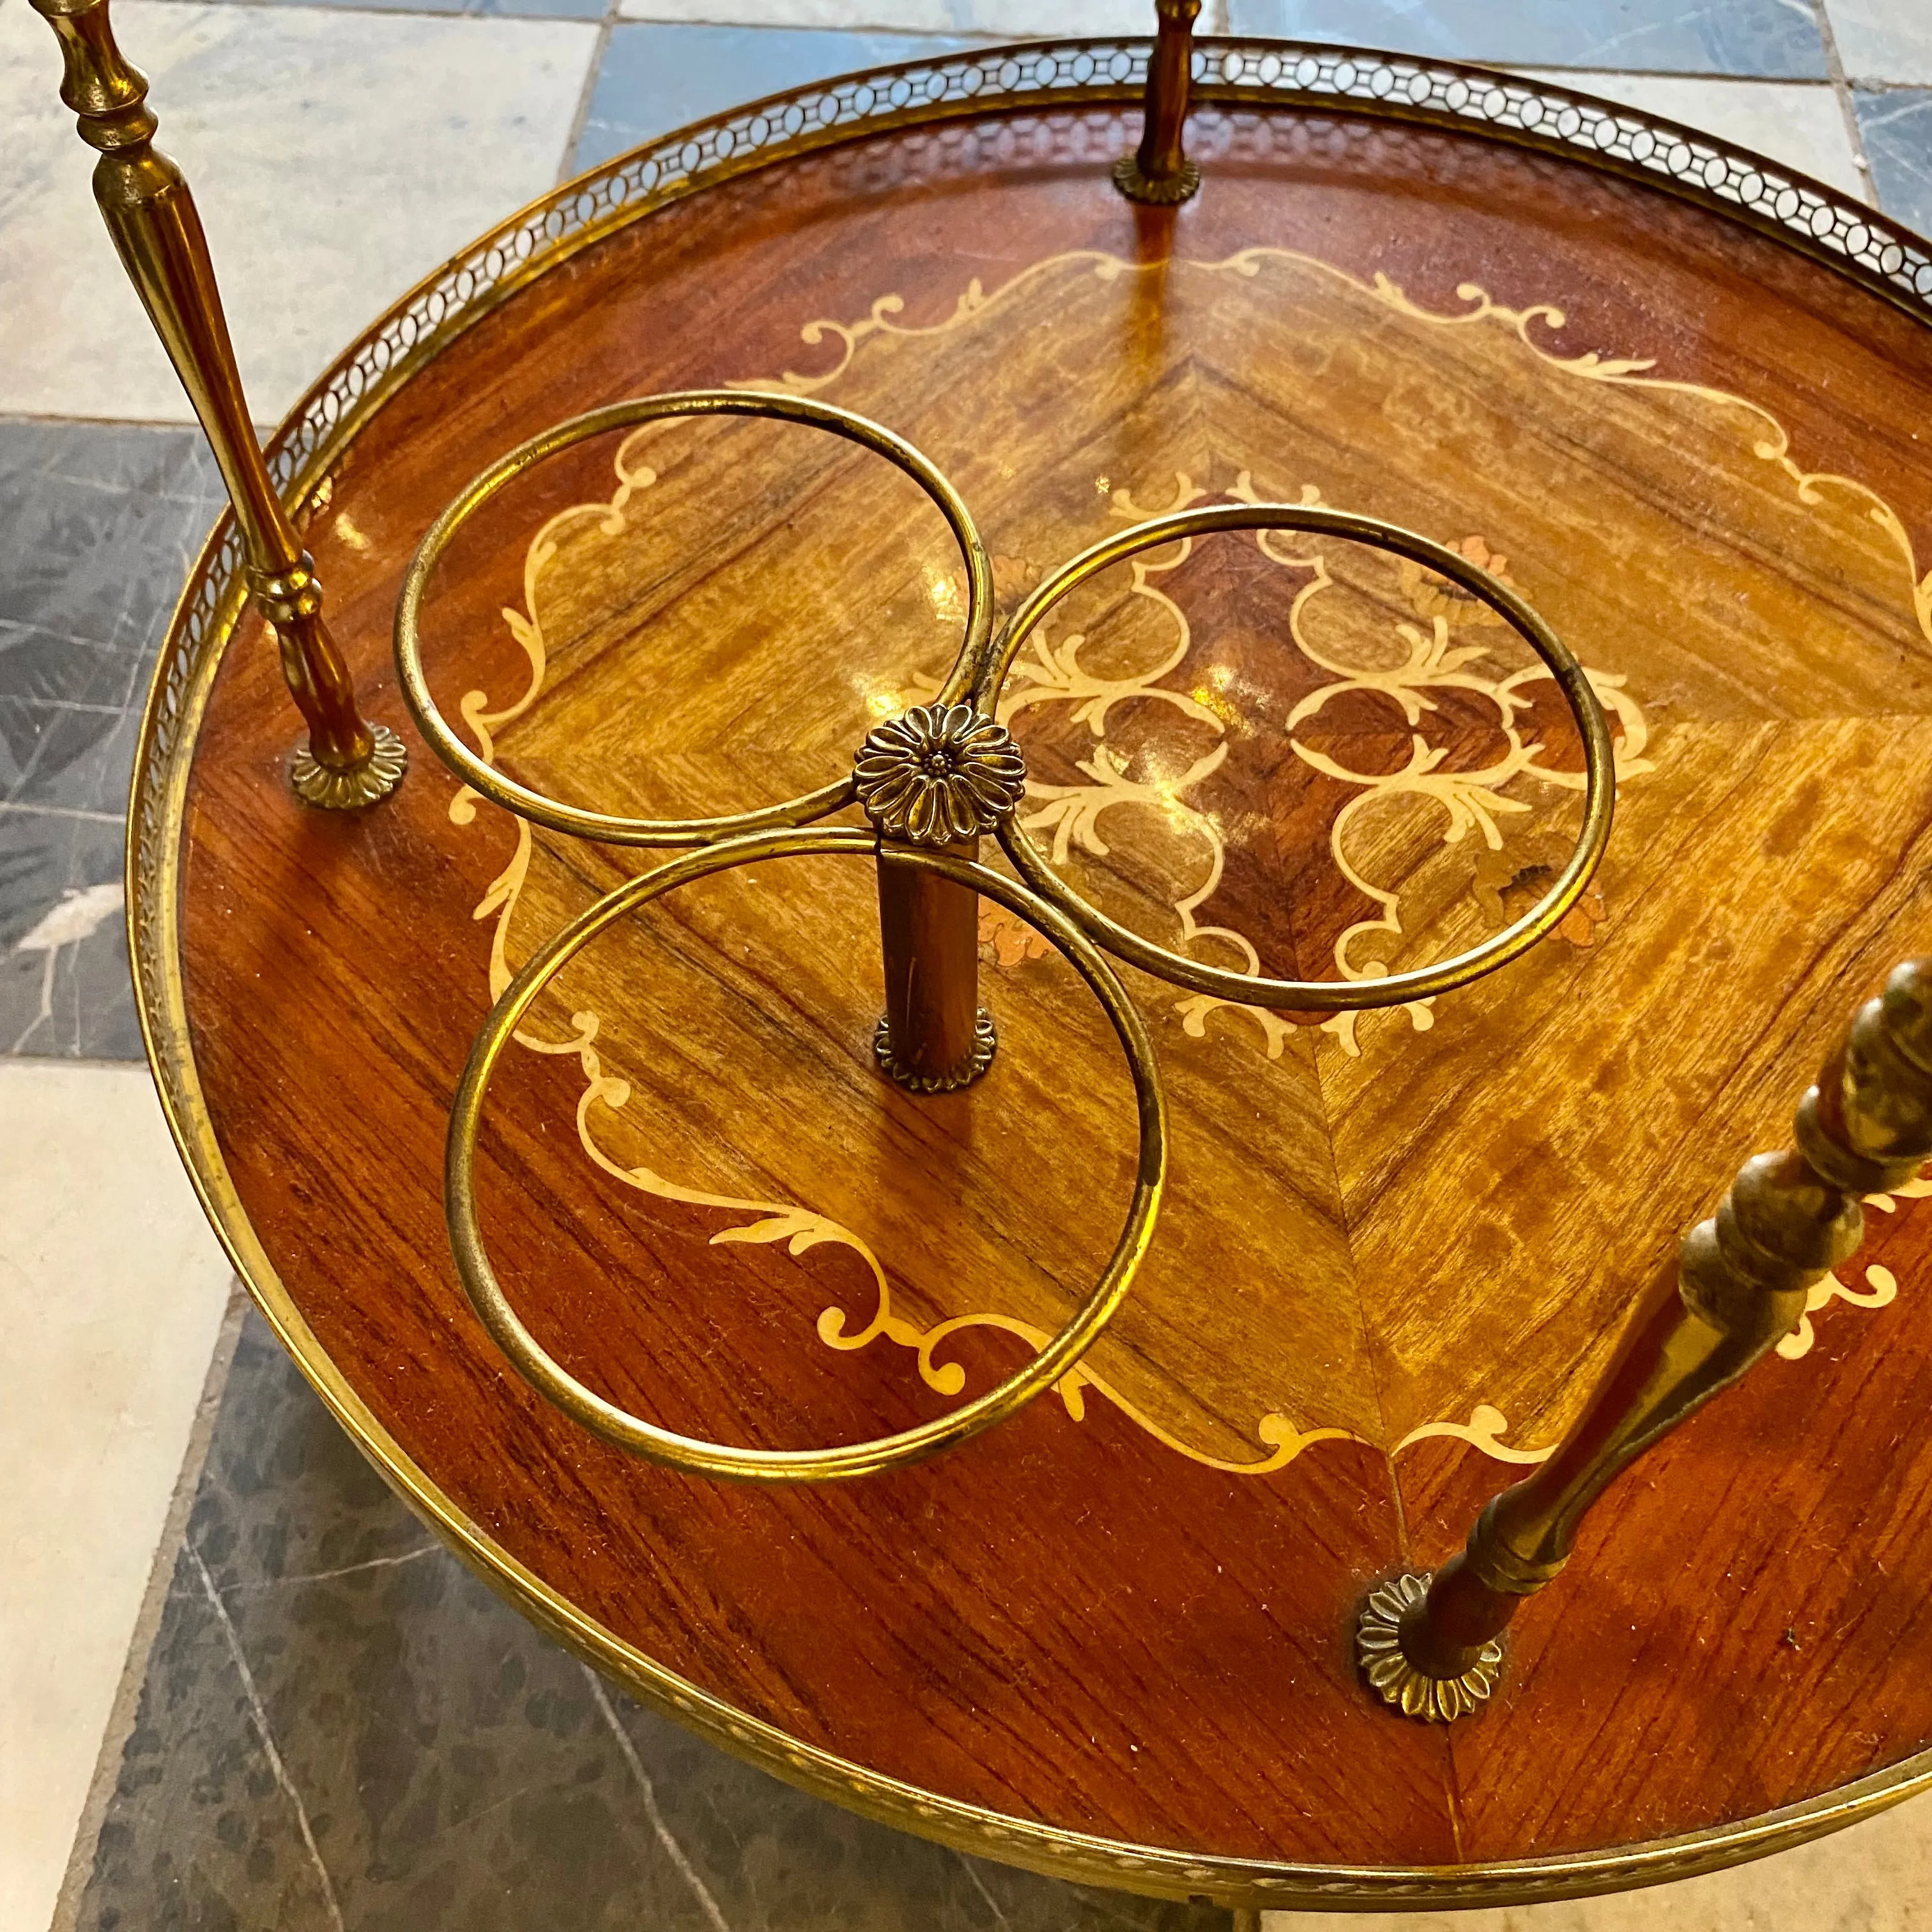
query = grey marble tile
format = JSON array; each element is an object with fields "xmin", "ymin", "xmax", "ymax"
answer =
[
  {"xmin": 0, "ymin": 808, "xmax": 140, "ymax": 1060},
  {"xmin": 0, "ymin": 420, "xmax": 224, "ymax": 813},
  {"xmin": 0, "ymin": 419, "xmax": 217, "ymax": 1061},
  {"xmin": 1858, "ymin": 90, "xmax": 1932, "ymax": 240},
  {"xmin": 1828, "ymin": 0, "xmax": 1932, "ymax": 86},
  {"xmin": 73, "ymin": 1311, "xmax": 1232, "ymax": 1932},
  {"xmin": 574, "ymin": 23, "xmax": 981, "ymax": 171},
  {"xmin": 1223, "ymin": 0, "xmax": 1828, "ymax": 78}
]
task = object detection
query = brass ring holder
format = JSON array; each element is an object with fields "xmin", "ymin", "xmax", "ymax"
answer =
[
  {"xmin": 973, "ymin": 504, "xmax": 1618, "ymax": 1010},
  {"xmin": 395, "ymin": 389, "xmax": 995, "ymax": 847},
  {"xmin": 445, "ymin": 825, "xmax": 1166, "ymax": 1483},
  {"xmin": 401, "ymin": 390, "xmax": 1614, "ymax": 1487}
]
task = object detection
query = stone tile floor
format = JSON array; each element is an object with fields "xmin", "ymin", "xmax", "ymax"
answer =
[{"xmin": 4, "ymin": 0, "xmax": 1932, "ymax": 1927}]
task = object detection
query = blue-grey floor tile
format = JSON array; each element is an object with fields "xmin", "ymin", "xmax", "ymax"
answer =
[
  {"xmin": 73, "ymin": 1309, "xmax": 1232, "ymax": 1932},
  {"xmin": 1225, "ymin": 0, "xmax": 1828, "ymax": 77},
  {"xmin": 141, "ymin": 0, "xmax": 607, "ymax": 15},
  {"xmin": 188, "ymin": 0, "xmax": 610, "ymax": 20},
  {"xmin": 1858, "ymin": 90, "xmax": 1932, "ymax": 241},
  {"xmin": 0, "ymin": 805, "xmax": 139, "ymax": 1059},
  {"xmin": 573, "ymin": 24, "xmax": 981, "ymax": 173},
  {"xmin": 0, "ymin": 419, "xmax": 219, "ymax": 1059},
  {"xmin": 0, "ymin": 698, "xmax": 141, "ymax": 815},
  {"xmin": 0, "ymin": 420, "xmax": 224, "ymax": 813}
]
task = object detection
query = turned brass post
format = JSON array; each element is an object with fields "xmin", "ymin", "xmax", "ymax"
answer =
[
  {"xmin": 854, "ymin": 705, "xmax": 1025, "ymax": 1092},
  {"xmin": 29, "ymin": 0, "xmax": 404, "ymax": 809},
  {"xmin": 1113, "ymin": 0, "xmax": 1203, "ymax": 206},
  {"xmin": 1360, "ymin": 959, "xmax": 1932, "ymax": 1722}
]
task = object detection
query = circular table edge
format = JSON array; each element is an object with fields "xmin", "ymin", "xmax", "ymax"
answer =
[{"xmin": 124, "ymin": 43, "xmax": 1932, "ymax": 1907}]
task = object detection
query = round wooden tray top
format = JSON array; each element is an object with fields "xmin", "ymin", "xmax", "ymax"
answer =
[{"xmin": 137, "ymin": 42, "xmax": 1932, "ymax": 1910}]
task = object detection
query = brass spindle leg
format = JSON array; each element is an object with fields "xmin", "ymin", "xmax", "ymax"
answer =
[
  {"xmin": 1112, "ymin": 0, "xmax": 1203, "ymax": 206},
  {"xmin": 29, "ymin": 0, "xmax": 404, "ymax": 809},
  {"xmin": 854, "ymin": 704, "xmax": 1026, "ymax": 1094},
  {"xmin": 1360, "ymin": 959, "xmax": 1932, "ymax": 1722}
]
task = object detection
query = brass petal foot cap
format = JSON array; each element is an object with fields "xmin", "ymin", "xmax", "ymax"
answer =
[
  {"xmin": 1110, "ymin": 153, "xmax": 1201, "ymax": 204},
  {"xmin": 1357, "ymin": 1572, "xmax": 1504, "ymax": 1722},
  {"xmin": 874, "ymin": 1009, "xmax": 997, "ymax": 1092},
  {"xmin": 290, "ymin": 723, "xmax": 408, "ymax": 809}
]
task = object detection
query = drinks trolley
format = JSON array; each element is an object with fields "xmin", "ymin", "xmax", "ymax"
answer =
[{"xmin": 31, "ymin": 0, "xmax": 1932, "ymax": 1907}]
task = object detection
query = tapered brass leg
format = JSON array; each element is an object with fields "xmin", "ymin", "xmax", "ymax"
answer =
[
  {"xmin": 29, "ymin": 0, "xmax": 404, "ymax": 809},
  {"xmin": 1360, "ymin": 960, "xmax": 1932, "ymax": 1721},
  {"xmin": 854, "ymin": 705, "xmax": 1026, "ymax": 1093},
  {"xmin": 1113, "ymin": 0, "xmax": 1203, "ymax": 206}
]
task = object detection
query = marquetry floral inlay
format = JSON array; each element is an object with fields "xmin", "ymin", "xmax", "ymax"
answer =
[
  {"xmin": 447, "ymin": 241, "xmax": 1932, "ymax": 1476},
  {"xmin": 981, "ymin": 466, "xmax": 1653, "ymax": 1059}
]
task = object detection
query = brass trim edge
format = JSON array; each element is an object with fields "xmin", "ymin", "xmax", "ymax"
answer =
[
  {"xmin": 245, "ymin": 36, "xmax": 1932, "ymax": 530},
  {"xmin": 127, "ymin": 42, "xmax": 1932, "ymax": 1906}
]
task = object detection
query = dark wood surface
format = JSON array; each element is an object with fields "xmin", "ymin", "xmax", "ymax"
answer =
[{"xmin": 174, "ymin": 101, "xmax": 1932, "ymax": 1874}]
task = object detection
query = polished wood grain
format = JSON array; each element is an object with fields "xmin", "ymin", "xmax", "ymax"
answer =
[{"xmin": 176, "ymin": 101, "xmax": 1932, "ymax": 1876}]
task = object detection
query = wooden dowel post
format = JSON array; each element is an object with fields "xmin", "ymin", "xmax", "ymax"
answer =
[
  {"xmin": 853, "ymin": 704, "xmax": 1026, "ymax": 1094},
  {"xmin": 874, "ymin": 842, "xmax": 995, "ymax": 1091},
  {"xmin": 1360, "ymin": 958, "xmax": 1932, "ymax": 1721},
  {"xmin": 1113, "ymin": 0, "xmax": 1203, "ymax": 206},
  {"xmin": 29, "ymin": 0, "xmax": 404, "ymax": 809}
]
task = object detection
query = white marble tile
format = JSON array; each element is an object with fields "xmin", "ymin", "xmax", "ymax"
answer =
[
  {"xmin": 616, "ymin": 0, "xmax": 957, "ymax": 25},
  {"xmin": 1827, "ymin": 0, "xmax": 1932, "ymax": 86},
  {"xmin": 1521, "ymin": 70, "xmax": 1869, "ymax": 201},
  {"xmin": 0, "ymin": 1, "xmax": 597, "ymax": 425},
  {"xmin": 956, "ymin": 0, "xmax": 1155, "ymax": 29},
  {"xmin": 0, "ymin": 1061, "xmax": 232, "ymax": 1932},
  {"xmin": 613, "ymin": 0, "xmax": 1150, "ymax": 27},
  {"xmin": 1263, "ymin": 1787, "xmax": 1932, "ymax": 1931}
]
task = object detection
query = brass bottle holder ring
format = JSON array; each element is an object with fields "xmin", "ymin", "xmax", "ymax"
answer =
[
  {"xmin": 445, "ymin": 825, "xmax": 1167, "ymax": 1483},
  {"xmin": 394, "ymin": 389, "xmax": 994, "ymax": 847},
  {"xmin": 973, "ymin": 503, "xmax": 1618, "ymax": 1010},
  {"xmin": 402, "ymin": 390, "xmax": 1615, "ymax": 1485}
]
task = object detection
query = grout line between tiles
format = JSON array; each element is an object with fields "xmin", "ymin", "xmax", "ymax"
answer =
[
  {"xmin": 47, "ymin": 1285, "xmax": 250, "ymax": 1932},
  {"xmin": 0, "ymin": 411, "xmax": 202, "ymax": 431},
  {"xmin": 0, "ymin": 1053, "xmax": 154, "ymax": 1073},
  {"xmin": 1811, "ymin": 0, "xmax": 1877, "ymax": 197},
  {"xmin": 562, "ymin": 10, "xmax": 615, "ymax": 181}
]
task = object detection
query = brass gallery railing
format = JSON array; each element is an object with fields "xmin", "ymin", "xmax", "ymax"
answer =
[{"xmin": 33, "ymin": 0, "xmax": 1932, "ymax": 1729}]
